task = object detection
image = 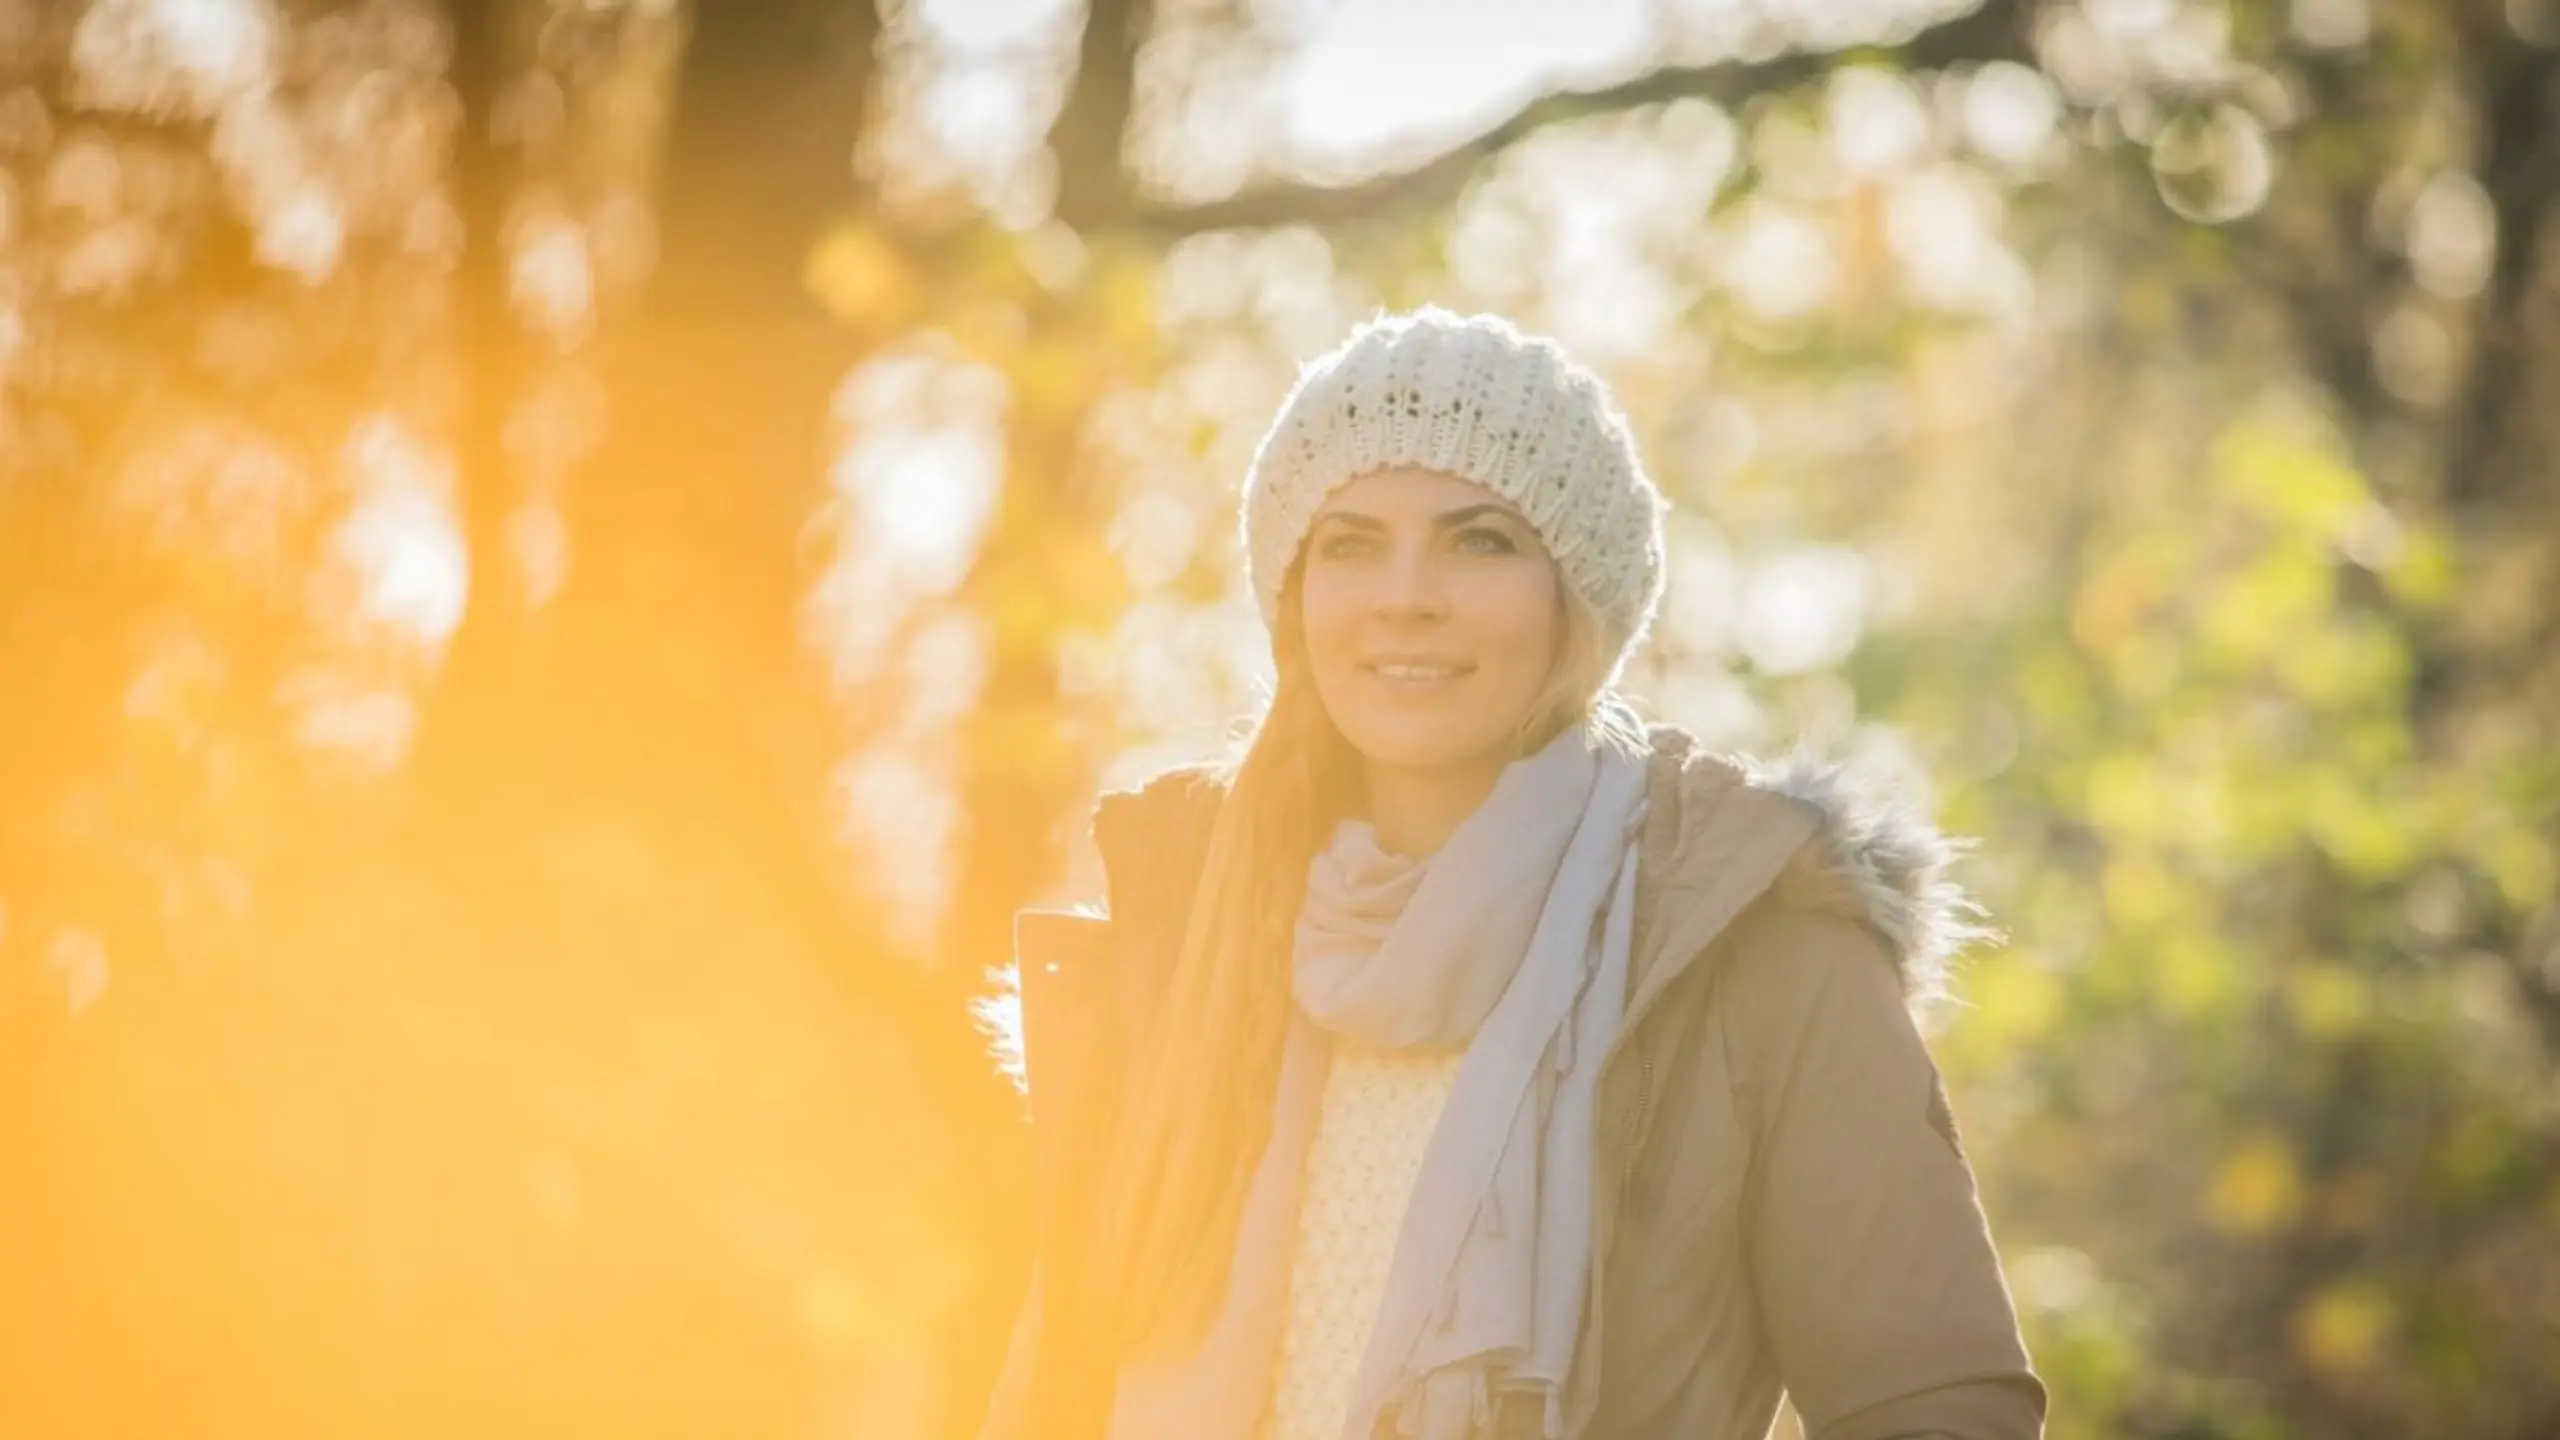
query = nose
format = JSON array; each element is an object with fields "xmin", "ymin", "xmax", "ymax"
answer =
[{"xmin": 1372, "ymin": 543, "xmax": 1448, "ymax": 622}]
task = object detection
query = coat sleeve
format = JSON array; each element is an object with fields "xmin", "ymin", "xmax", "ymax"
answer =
[
  {"xmin": 1722, "ymin": 899, "xmax": 2047, "ymax": 1440},
  {"xmin": 969, "ymin": 908, "xmax": 1116, "ymax": 1440},
  {"xmin": 971, "ymin": 1267, "xmax": 1043, "ymax": 1440}
]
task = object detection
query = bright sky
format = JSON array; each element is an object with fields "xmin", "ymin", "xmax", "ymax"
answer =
[
  {"xmin": 1276, "ymin": 0, "xmax": 1656, "ymax": 162},
  {"xmin": 917, "ymin": 0, "xmax": 1660, "ymax": 171}
]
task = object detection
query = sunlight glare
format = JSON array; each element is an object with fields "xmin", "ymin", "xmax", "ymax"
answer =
[
  {"xmin": 2149, "ymin": 103, "xmax": 2272, "ymax": 224},
  {"xmin": 1651, "ymin": 668, "xmax": 1767, "ymax": 751},
  {"xmin": 1105, "ymin": 489, "xmax": 1204, "ymax": 591},
  {"xmin": 1505, "ymin": 113, "xmax": 1731, "ymax": 360},
  {"xmin": 1962, "ymin": 62, "xmax": 2061, "ymax": 168},
  {"xmin": 1280, "ymin": 0, "xmax": 1651, "ymax": 164},
  {"xmin": 505, "ymin": 489, "xmax": 572, "ymax": 609},
  {"xmin": 1887, "ymin": 164, "xmax": 2030, "ymax": 317},
  {"xmin": 833, "ymin": 749, "xmax": 960, "ymax": 951},
  {"xmin": 912, "ymin": 0, "xmax": 1079, "ymax": 58},
  {"xmin": 1718, "ymin": 198, "xmax": 1838, "ymax": 320},
  {"xmin": 332, "ymin": 416, "xmax": 469, "ymax": 650},
  {"xmin": 46, "ymin": 926, "xmax": 110, "ymax": 1018},
  {"xmin": 1741, "ymin": 545, "xmax": 1870, "ymax": 676},
  {"xmin": 1827, "ymin": 66, "xmax": 1932, "ymax": 177},
  {"xmin": 118, "ymin": 420, "xmax": 310, "ymax": 574},
  {"xmin": 2405, "ymin": 171, "xmax": 2496, "ymax": 301},
  {"xmin": 837, "ymin": 426, "xmax": 1001, "ymax": 593},
  {"xmin": 811, "ymin": 352, "xmax": 1006, "ymax": 684},
  {"xmin": 257, "ymin": 185, "xmax": 344, "ymax": 282},
  {"xmin": 922, "ymin": 61, "xmax": 1044, "ymax": 180},
  {"xmin": 281, "ymin": 668, "xmax": 420, "ymax": 775},
  {"xmin": 2084, "ymin": 0, "xmax": 2179, "ymax": 41},
  {"xmin": 895, "ymin": 612, "xmax": 989, "ymax": 739},
  {"xmin": 2291, "ymin": 0, "xmax": 2372, "ymax": 47},
  {"xmin": 509, "ymin": 212, "xmax": 596, "ymax": 343},
  {"xmin": 1660, "ymin": 522, "xmax": 1741, "ymax": 656},
  {"xmin": 70, "ymin": 0, "xmax": 276, "ymax": 122}
]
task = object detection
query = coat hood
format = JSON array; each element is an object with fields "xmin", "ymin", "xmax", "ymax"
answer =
[{"xmin": 1728, "ymin": 744, "xmax": 1994, "ymax": 1012}]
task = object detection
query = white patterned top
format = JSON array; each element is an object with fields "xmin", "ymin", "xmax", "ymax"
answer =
[{"xmin": 1258, "ymin": 1037, "xmax": 1468, "ymax": 1440}]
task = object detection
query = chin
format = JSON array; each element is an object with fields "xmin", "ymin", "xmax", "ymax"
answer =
[{"xmin": 1337, "ymin": 714, "xmax": 1517, "ymax": 776}]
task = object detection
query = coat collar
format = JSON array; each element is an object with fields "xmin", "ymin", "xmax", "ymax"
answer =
[
  {"xmin": 1622, "ymin": 726, "xmax": 1989, "ymax": 1020},
  {"xmin": 1060, "ymin": 723, "xmax": 1986, "ymax": 1025}
]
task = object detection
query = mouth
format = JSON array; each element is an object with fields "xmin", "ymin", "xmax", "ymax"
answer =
[{"xmin": 1361, "ymin": 658, "xmax": 1475, "ymax": 690}]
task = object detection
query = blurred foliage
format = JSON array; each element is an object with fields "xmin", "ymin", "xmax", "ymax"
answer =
[{"xmin": 2, "ymin": 0, "xmax": 2556, "ymax": 1437}]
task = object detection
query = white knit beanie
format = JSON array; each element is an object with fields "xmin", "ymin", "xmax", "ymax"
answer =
[{"xmin": 1242, "ymin": 308, "xmax": 1667, "ymax": 666}]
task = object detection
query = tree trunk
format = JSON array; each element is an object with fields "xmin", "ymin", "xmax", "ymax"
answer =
[{"xmin": 376, "ymin": 1, "xmax": 1016, "ymax": 1432}]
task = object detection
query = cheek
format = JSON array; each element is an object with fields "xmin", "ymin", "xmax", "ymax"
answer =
[
  {"xmin": 1297, "ymin": 572, "xmax": 1361, "ymax": 668},
  {"xmin": 1464, "ymin": 568, "xmax": 1563, "ymax": 668}
]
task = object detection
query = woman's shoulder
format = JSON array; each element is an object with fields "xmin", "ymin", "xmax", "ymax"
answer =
[
  {"xmin": 1088, "ymin": 759, "xmax": 1230, "ymax": 922},
  {"xmin": 1093, "ymin": 759, "xmax": 1225, "ymax": 835},
  {"xmin": 1636, "ymin": 722, "xmax": 1993, "ymax": 1019}
]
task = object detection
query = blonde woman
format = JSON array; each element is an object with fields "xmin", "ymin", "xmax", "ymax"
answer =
[{"xmin": 979, "ymin": 310, "xmax": 2044, "ymax": 1440}]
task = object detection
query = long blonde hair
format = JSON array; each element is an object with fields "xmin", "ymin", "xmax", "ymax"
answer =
[{"xmin": 1082, "ymin": 562, "xmax": 1622, "ymax": 1367}]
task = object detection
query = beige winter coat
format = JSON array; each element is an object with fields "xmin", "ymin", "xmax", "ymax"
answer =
[{"xmin": 980, "ymin": 724, "xmax": 2046, "ymax": 1440}]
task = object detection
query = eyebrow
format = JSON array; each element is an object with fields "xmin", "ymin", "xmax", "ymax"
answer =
[{"xmin": 1311, "ymin": 503, "xmax": 1523, "ymax": 532}]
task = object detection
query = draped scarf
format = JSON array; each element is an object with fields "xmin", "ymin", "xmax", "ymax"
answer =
[{"xmin": 1110, "ymin": 701, "xmax": 1650, "ymax": 1439}]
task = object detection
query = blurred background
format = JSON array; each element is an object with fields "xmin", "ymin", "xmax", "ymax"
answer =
[{"xmin": 1, "ymin": 0, "xmax": 2555, "ymax": 1436}]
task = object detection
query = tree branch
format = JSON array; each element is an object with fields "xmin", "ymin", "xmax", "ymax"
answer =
[
  {"xmin": 1055, "ymin": 0, "xmax": 2031, "ymax": 237},
  {"xmin": 2444, "ymin": 9, "xmax": 2560, "ymax": 514}
]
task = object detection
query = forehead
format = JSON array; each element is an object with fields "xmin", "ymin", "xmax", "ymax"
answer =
[{"xmin": 1315, "ymin": 466, "xmax": 1516, "ymax": 518}]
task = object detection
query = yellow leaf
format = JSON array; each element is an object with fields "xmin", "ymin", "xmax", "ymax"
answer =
[
  {"xmin": 2212, "ymin": 413, "xmax": 2369, "ymax": 531},
  {"xmin": 804, "ymin": 222, "xmax": 915, "ymax": 329},
  {"xmin": 2206, "ymin": 1133, "xmax": 2304, "ymax": 1236},
  {"xmin": 2383, "ymin": 524, "xmax": 2458, "ymax": 610},
  {"xmin": 2019, "ymin": 647, "xmax": 2095, "ymax": 732},
  {"xmin": 2291, "ymin": 1280, "xmax": 2392, "ymax": 1377},
  {"xmin": 1087, "ymin": 246, "xmax": 1158, "ymax": 351},
  {"xmin": 2304, "ymin": 769, "xmax": 2416, "ymax": 879},
  {"xmin": 2099, "ymin": 852, "xmax": 2178, "ymax": 930},
  {"xmin": 947, "ymin": 296, "xmax": 1028, "ymax": 363},
  {"xmin": 2484, "ymin": 827, "xmax": 2554, "ymax": 911},
  {"xmin": 2201, "ymin": 545, "xmax": 2333, "ymax": 662},
  {"xmin": 1014, "ymin": 330, "xmax": 1098, "ymax": 427},
  {"xmin": 2284, "ymin": 963, "xmax": 2372, "ymax": 1041},
  {"xmin": 1048, "ymin": 527, "xmax": 1129, "ymax": 629},
  {"xmin": 2085, "ymin": 754, "xmax": 2156, "ymax": 836},
  {"xmin": 1966, "ymin": 955, "xmax": 2061, "ymax": 1049},
  {"xmin": 2156, "ymin": 935, "xmax": 2235, "ymax": 1019}
]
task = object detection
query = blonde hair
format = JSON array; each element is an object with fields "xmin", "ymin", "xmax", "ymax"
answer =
[{"xmin": 1080, "ymin": 564, "xmax": 1624, "ymax": 1371}]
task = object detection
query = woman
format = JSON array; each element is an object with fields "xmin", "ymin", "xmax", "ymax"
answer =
[{"xmin": 980, "ymin": 310, "xmax": 2044, "ymax": 1440}]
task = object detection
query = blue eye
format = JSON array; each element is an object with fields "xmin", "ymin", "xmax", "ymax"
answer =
[{"xmin": 1455, "ymin": 527, "xmax": 1518, "ymax": 556}]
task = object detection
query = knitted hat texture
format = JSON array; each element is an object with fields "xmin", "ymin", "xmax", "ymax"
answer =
[{"xmin": 1242, "ymin": 308, "xmax": 1667, "ymax": 662}]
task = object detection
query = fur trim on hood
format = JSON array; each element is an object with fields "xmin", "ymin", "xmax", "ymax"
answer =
[{"xmin": 1741, "ymin": 747, "xmax": 1997, "ymax": 1015}]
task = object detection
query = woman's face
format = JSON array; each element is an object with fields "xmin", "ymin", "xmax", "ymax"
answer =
[{"xmin": 1299, "ymin": 467, "xmax": 1564, "ymax": 782}]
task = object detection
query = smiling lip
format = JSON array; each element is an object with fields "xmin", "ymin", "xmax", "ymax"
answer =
[{"xmin": 1362, "ymin": 657, "xmax": 1474, "ymax": 685}]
